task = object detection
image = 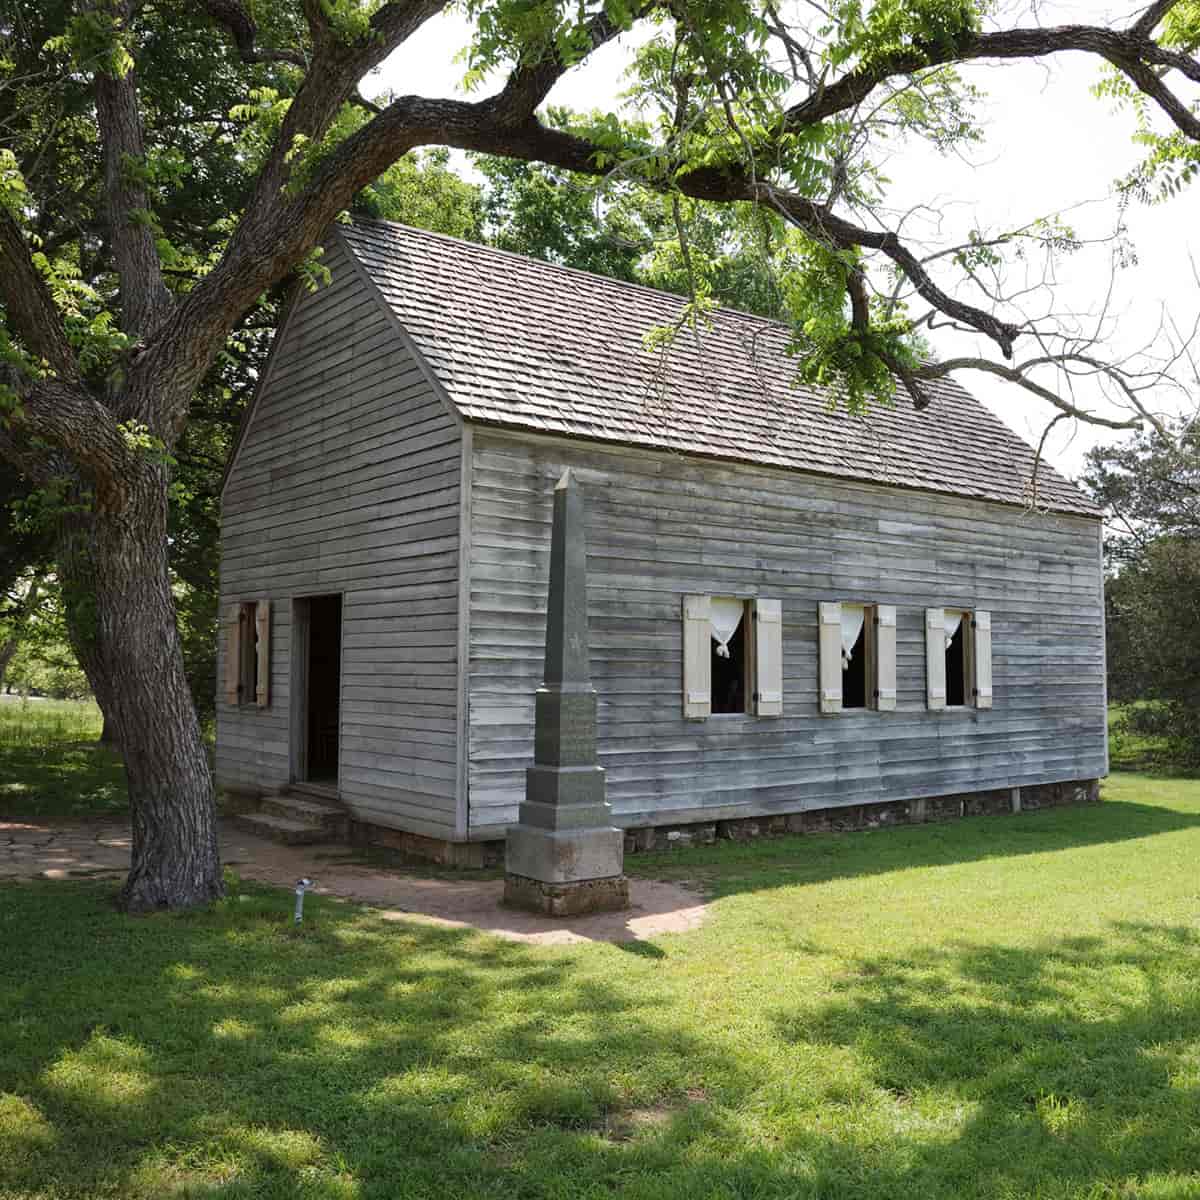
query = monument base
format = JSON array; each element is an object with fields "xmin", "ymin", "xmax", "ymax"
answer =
[{"xmin": 503, "ymin": 872, "xmax": 631, "ymax": 917}]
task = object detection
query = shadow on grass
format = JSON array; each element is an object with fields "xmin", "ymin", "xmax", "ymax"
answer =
[
  {"xmin": 768, "ymin": 919, "xmax": 1200, "ymax": 1197},
  {"xmin": 0, "ymin": 881, "xmax": 741, "ymax": 1199},
  {"xmin": 3, "ymin": 882, "xmax": 1200, "ymax": 1197},
  {"xmin": 9, "ymin": 878, "xmax": 1200, "ymax": 1195},
  {"xmin": 0, "ymin": 742, "xmax": 127, "ymax": 821},
  {"xmin": 627, "ymin": 794, "xmax": 1200, "ymax": 902}
]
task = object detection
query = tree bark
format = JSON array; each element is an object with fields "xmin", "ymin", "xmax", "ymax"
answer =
[
  {"xmin": 58, "ymin": 459, "xmax": 221, "ymax": 912},
  {"xmin": 98, "ymin": 713, "xmax": 118, "ymax": 747},
  {"xmin": 0, "ymin": 637, "xmax": 17, "ymax": 693}
]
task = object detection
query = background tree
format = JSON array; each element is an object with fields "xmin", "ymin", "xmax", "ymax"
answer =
[
  {"xmin": 2, "ymin": 0, "xmax": 1198, "ymax": 910},
  {"xmin": 1084, "ymin": 421, "xmax": 1200, "ymax": 759},
  {"xmin": 0, "ymin": 472, "xmax": 54, "ymax": 692},
  {"xmin": 474, "ymin": 136, "xmax": 795, "ymax": 316}
]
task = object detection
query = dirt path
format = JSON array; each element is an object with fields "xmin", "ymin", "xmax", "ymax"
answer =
[{"xmin": 0, "ymin": 818, "xmax": 708, "ymax": 946}]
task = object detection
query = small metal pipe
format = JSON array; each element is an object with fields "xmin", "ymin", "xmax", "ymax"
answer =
[{"xmin": 294, "ymin": 877, "xmax": 313, "ymax": 924}]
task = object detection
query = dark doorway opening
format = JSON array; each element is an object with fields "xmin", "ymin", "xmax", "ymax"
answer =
[{"xmin": 305, "ymin": 594, "xmax": 342, "ymax": 782}]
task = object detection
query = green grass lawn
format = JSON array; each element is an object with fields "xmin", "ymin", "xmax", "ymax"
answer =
[
  {"xmin": 3, "ymin": 772, "xmax": 1200, "ymax": 1198},
  {"xmin": 0, "ymin": 697, "xmax": 127, "ymax": 820}
]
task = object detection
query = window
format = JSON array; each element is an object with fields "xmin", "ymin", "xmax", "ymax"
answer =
[
  {"xmin": 926, "ymin": 608, "xmax": 992, "ymax": 710},
  {"xmin": 819, "ymin": 602, "xmax": 897, "ymax": 714},
  {"xmin": 945, "ymin": 610, "xmax": 969, "ymax": 707},
  {"xmin": 225, "ymin": 599, "xmax": 271, "ymax": 707},
  {"xmin": 682, "ymin": 595, "xmax": 782, "ymax": 719},
  {"xmin": 711, "ymin": 597, "xmax": 749, "ymax": 714},
  {"xmin": 841, "ymin": 604, "xmax": 870, "ymax": 710}
]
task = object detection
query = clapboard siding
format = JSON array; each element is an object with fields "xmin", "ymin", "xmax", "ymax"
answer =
[
  {"xmin": 216, "ymin": 240, "xmax": 462, "ymax": 837},
  {"xmin": 465, "ymin": 429, "xmax": 1106, "ymax": 835}
]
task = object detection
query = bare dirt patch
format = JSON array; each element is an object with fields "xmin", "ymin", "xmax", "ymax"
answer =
[
  {"xmin": 595, "ymin": 1089, "xmax": 712, "ymax": 1142},
  {"xmin": 1, "ymin": 818, "xmax": 709, "ymax": 946}
]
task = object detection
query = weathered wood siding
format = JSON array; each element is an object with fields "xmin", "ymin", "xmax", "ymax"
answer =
[
  {"xmin": 466, "ymin": 429, "xmax": 1107, "ymax": 837},
  {"xmin": 216, "ymin": 241, "xmax": 463, "ymax": 838}
]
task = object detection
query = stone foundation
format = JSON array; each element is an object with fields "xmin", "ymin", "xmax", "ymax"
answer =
[
  {"xmin": 502, "ymin": 872, "xmax": 631, "ymax": 917},
  {"xmin": 225, "ymin": 778, "xmax": 1100, "ymax": 867},
  {"xmin": 353, "ymin": 824, "xmax": 504, "ymax": 869},
  {"xmin": 622, "ymin": 777, "xmax": 1101, "ymax": 853}
]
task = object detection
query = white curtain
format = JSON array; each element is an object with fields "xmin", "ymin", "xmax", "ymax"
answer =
[
  {"xmin": 841, "ymin": 605, "xmax": 866, "ymax": 669},
  {"xmin": 710, "ymin": 597, "xmax": 744, "ymax": 659},
  {"xmin": 944, "ymin": 610, "xmax": 964, "ymax": 651}
]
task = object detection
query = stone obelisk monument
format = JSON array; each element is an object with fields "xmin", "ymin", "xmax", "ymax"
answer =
[{"xmin": 504, "ymin": 469, "xmax": 630, "ymax": 916}]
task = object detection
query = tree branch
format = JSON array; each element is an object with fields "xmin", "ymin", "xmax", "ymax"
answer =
[
  {"xmin": 0, "ymin": 211, "xmax": 78, "ymax": 379},
  {"xmin": 914, "ymin": 356, "xmax": 1144, "ymax": 431},
  {"xmin": 781, "ymin": 21, "xmax": 1200, "ymax": 140},
  {"xmin": 491, "ymin": 5, "xmax": 652, "ymax": 122},
  {"xmin": 1132, "ymin": 0, "xmax": 1182, "ymax": 38},
  {"xmin": 753, "ymin": 184, "xmax": 1020, "ymax": 356},
  {"xmin": 125, "ymin": 3, "xmax": 1200, "ymax": 435},
  {"xmin": 0, "ymin": 374, "xmax": 134, "ymax": 502},
  {"xmin": 94, "ymin": 8, "xmax": 172, "ymax": 341},
  {"xmin": 197, "ymin": 0, "xmax": 308, "ymax": 68}
]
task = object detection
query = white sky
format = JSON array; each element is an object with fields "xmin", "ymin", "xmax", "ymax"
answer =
[{"xmin": 368, "ymin": 1, "xmax": 1199, "ymax": 482}]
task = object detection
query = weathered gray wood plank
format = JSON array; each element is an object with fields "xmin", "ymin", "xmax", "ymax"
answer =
[
  {"xmin": 466, "ymin": 429, "xmax": 1107, "ymax": 831},
  {"xmin": 217, "ymin": 240, "xmax": 462, "ymax": 832}
]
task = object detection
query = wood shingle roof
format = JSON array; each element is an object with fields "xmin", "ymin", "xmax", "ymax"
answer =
[{"xmin": 339, "ymin": 219, "xmax": 1100, "ymax": 517}]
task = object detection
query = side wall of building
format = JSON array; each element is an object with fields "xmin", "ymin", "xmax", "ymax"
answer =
[
  {"xmin": 216, "ymin": 241, "xmax": 464, "ymax": 839},
  {"xmin": 466, "ymin": 429, "xmax": 1107, "ymax": 838}
]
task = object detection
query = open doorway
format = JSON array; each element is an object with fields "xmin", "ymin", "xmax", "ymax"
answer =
[{"xmin": 293, "ymin": 594, "xmax": 342, "ymax": 785}]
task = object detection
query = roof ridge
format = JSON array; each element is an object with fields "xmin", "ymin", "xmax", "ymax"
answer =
[
  {"xmin": 344, "ymin": 220, "xmax": 1027, "ymax": 412},
  {"xmin": 345, "ymin": 216, "xmax": 786, "ymax": 331}
]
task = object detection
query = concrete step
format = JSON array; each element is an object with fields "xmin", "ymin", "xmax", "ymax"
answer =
[
  {"xmin": 229, "ymin": 811, "xmax": 330, "ymax": 845},
  {"xmin": 262, "ymin": 794, "xmax": 348, "ymax": 831}
]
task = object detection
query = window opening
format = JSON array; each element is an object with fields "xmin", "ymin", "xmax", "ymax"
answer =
[
  {"xmin": 945, "ymin": 610, "xmax": 968, "ymax": 707},
  {"xmin": 238, "ymin": 601, "xmax": 258, "ymax": 704},
  {"xmin": 711, "ymin": 597, "xmax": 747, "ymax": 714},
  {"xmin": 842, "ymin": 604, "xmax": 868, "ymax": 709}
]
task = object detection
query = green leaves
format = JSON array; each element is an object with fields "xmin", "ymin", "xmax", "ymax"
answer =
[
  {"xmin": 777, "ymin": 238, "xmax": 925, "ymax": 412},
  {"xmin": 356, "ymin": 149, "xmax": 484, "ymax": 239},
  {"xmin": 1094, "ymin": 5, "xmax": 1200, "ymax": 205},
  {"xmin": 1162, "ymin": 0, "xmax": 1200, "ymax": 55},
  {"xmin": 318, "ymin": 0, "xmax": 383, "ymax": 44},
  {"xmin": 0, "ymin": 150, "xmax": 28, "ymax": 214},
  {"xmin": 828, "ymin": 0, "xmax": 981, "ymax": 70},
  {"xmin": 43, "ymin": 8, "xmax": 134, "ymax": 78}
]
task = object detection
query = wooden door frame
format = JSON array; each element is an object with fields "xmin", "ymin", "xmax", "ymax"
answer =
[{"xmin": 289, "ymin": 597, "xmax": 311, "ymax": 785}]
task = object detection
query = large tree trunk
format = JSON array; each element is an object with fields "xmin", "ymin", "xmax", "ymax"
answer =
[
  {"xmin": 59, "ymin": 460, "xmax": 222, "ymax": 912},
  {"xmin": 0, "ymin": 637, "xmax": 17, "ymax": 693}
]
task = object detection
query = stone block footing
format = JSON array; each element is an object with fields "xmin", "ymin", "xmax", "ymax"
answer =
[
  {"xmin": 352, "ymin": 824, "xmax": 504, "ymax": 869},
  {"xmin": 503, "ymin": 872, "xmax": 631, "ymax": 917}
]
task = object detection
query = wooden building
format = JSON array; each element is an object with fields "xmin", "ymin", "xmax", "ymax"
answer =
[{"xmin": 216, "ymin": 220, "xmax": 1107, "ymax": 857}]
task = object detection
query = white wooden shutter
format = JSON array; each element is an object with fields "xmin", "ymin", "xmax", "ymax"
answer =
[
  {"xmin": 925, "ymin": 607, "xmax": 947, "ymax": 710},
  {"xmin": 973, "ymin": 609, "xmax": 993, "ymax": 709},
  {"xmin": 682, "ymin": 595, "xmax": 712, "ymax": 719},
  {"xmin": 255, "ymin": 600, "xmax": 271, "ymax": 708},
  {"xmin": 874, "ymin": 605, "xmax": 897, "ymax": 711},
  {"xmin": 819, "ymin": 601, "xmax": 843, "ymax": 714},
  {"xmin": 752, "ymin": 598, "xmax": 783, "ymax": 717},
  {"xmin": 225, "ymin": 604, "xmax": 242, "ymax": 706}
]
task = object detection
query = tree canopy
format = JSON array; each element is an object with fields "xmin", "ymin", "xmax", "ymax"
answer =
[
  {"xmin": 2, "ymin": 0, "xmax": 1199, "ymax": 909},
  {"xmin": 1084, "ymin": 424, "xmax": 1200, "ymax": 760}
]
